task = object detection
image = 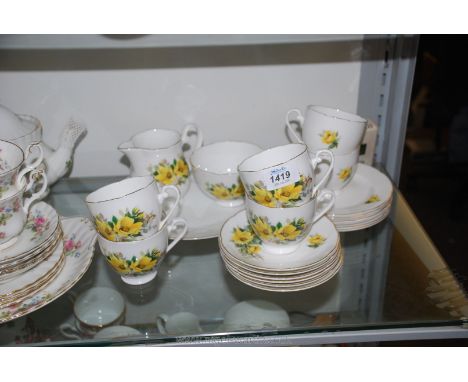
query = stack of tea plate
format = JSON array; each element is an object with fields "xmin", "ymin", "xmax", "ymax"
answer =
[
  {"xmin": 219, "ymin": 210, "xmax": 343, "ymax": 292},
  {"xmin": 0, "ymin": 202, "xmax": 64, "ymax": 308},
  {"xmin": 328, "ymin": 164, "xmax": 393, "ymax": 232}
]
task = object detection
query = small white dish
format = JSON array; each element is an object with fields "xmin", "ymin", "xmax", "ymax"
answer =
[
  {"xmin": 156, "ymin": 312, "xmax": 202, "ymax": 335},
  {"xmin": 94, "ymin": 325, "xmax": 141, "ymax": 340},
  {"xmin": 219, "ymin": 209, "xmax": 339, "ymax": 271},
  {"xmin": 170, "ymin": 180, "xmax": 244, "ymax": 240},
  {"xmin": 0, "ymin": 216, "xmax": 97, "ymax": 324}
]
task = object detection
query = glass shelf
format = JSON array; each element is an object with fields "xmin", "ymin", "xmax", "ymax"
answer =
[{"xmin": 1, "ymin": 175, "xmax": 467, "ymax": 346}]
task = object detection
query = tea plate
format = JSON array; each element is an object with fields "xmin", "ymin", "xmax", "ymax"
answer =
[
  {"xmin": 0, "ymin": 202, "xmax": 59, "ymax": 263},
  {"xmin": 219, "ymin": 209, "xmax": 339, "ymax": 270},
  {"xmin": 224, "ymin": 254, "xmax": 343, "ymax": 292},
  {"xmin": 331, "ymin": 164, "xmax": 393, "ymax": 214},
  {"xmin": 171, "ymin": 181, "xmax": 243, "ymax": 240},
  {"xmin": 0, "ymin": 216, "xmax": 97, "ymax": 324}
]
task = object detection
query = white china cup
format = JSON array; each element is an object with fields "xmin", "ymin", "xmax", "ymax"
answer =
[
  {"xmin": 222, "ymin": 300, "xmax": 290, "ymax": 331},
  {"xmin": 286, "ymin": 105, "xmax": 368, "ymax": 155},
  {"xmin": 0, "ymin": 169, "xmax": 47, "ymax": 249},
  {"xmin": 60, "ymin": 287, "xmax": 126, "ymax": 339},
  {"xmin": 94, "ymin": 325, "xmax": 141, "ymax": 340},
  {"xmin": 190, "ymin": 141, "xmax": 262, "ymax": 207},
  {"xmin": 238, "ymin": 143, "xmax": 334, "ymax": 208},
  {"xmin": 156, "ymin": 312, "xmax": 202, "ymax": 336},
  {"xmin": 0, "ymin": 140, "xmax": 44, "ymax": 199},
  {"xmin": 313, "ymin": 147, "xmax": 360, "ymax": 191},
  {"xmin": 244, "ymin": 189, "xmax": 335, "ymax": 254},
  {"xmin": 86, "ymin": 176, "xmax": 180, "ymax": 242},
  {"xmin": 118, "ymin": 124, "xmax": 203, "ymax": 196},
  {"xmin": 97, "ymin": 218, "xmax": 187, "ymax": 285}
]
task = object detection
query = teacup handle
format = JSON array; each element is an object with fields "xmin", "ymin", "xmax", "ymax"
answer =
[
  {"xmin": 181, "ymin": 123, "xmax": 203, "ymax": 161},
  {"xmin": 309, "ymin": 149, "xmax": 334, "ymax": 194},
  {"xmin": 16, "ymin": 142, "xmax": 44, "ymax": 188},
  {"xmin": 22, "ymin": 169, "xmax": 48, "ymax": 214},
  {"xmin": 166, "ymin": 217, "xmax": 188, "ymax": 252},
  {"xmin": 285, "ymin": 109, "xmax": 305, "ymax": 144},
  {"xmin": 59, "ymin": 323, "xmax": 82, "ymax": 340},
  {"xmin": 157, "ymin": 185, "xmax": 181, "ymax": 229},
  {"xmin": 156, "ymin": 314, "xmax": 169, "ymax": 334},
  {"xmin": 311, "ymin": 189, "xmax": 336, "ymax": 224}
]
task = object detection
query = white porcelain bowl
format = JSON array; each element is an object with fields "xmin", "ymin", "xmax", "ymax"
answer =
[{"xmin": 190, "ymin": 141, "xmax": 262, "ymax": 207}]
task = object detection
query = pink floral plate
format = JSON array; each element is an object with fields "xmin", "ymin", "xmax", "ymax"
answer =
[
  {"xmin": 0, "ymin": 202, "xmax": 59, "ymax": 263},
  {"xmin": 0, "ymin": 216, "xmax": 97, "ymax": 324}
]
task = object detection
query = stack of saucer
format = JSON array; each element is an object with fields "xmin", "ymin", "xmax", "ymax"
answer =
[
  {"xmin": 0, "ymin": 202, "xmax": 64, "ymax": 308},
  {"xmin": 219, "ymin": 210, "xmax": 343, "ymax": 292},
  {"xmin": 328, "ymin": 164, "xmax": 393, "ymax": 232}
]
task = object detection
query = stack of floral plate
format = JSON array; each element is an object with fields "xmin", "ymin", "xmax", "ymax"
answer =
[
  {"xmin": 218, "ymin": 210, "xmax": 343, "ymax": 292},
  {"xmin": 0, "ymin": 202, "xmax": 64, "ymax": 308},
  {"xmin": 328, "ymin": 164, "xmax": 393, "ymax": 232}
]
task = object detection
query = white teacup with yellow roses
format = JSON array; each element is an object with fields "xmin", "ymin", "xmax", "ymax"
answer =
[
  {"xmin": 313, "ymin": 147, "xmax": 360, "ymax": 191},
  {"xmin": 286, "ymin": 105, "xmax": 367, "ymax": 155},
  {"xmin": 245, "ymin": 189, "xmax": 335, "ymax": 254},
  {"xmin": 118, "ymin": 125, "xmax": 203, "ymax": 196},
  {"xmin": 86, "ymin": 176, "xmax": 180, "ymax": 243},
  {"xmin": 238, "ymin": 143, "xmax": 334, "ymax": 208}
]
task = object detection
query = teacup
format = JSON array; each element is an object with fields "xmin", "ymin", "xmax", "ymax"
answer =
[
  {"xmin": 190, "ymin": 141, "xmax": 262, "ymax": 207},
  {"xmin": 86, "ymin": 176, "xmax": 180, "ymax": 242},
  {"xmin": 238, "ymin": 143, "xmax": 334, "ymax": 208},
  {"xmin": 313, "ymin": 147, "xmax": 360, "ymax": 191},
  {"xmin": 286, "ymin": 105, "xmax": 368, "ymax": 154},
  {"xmin": 245, "ymin": 189, "xmax": 335, "ymax": 254},
  {"xmin": 60, "ymin": 287, "xmax": 126, "ymax": 339},
  {"xmin": 156, "ymin": 312, "xmax": 202, "ymax": 336},
  {"xmin": 0, "ymin": 140, "xmax": 43, "ymax": 199},
  {"xmin": 0, "ymin": 169, "xmax": 47, "ymax": 249},
  {"xmin": 222, "ymin": 300, "xmax": 290, "ymax": 331},
  {"xmin": 94, "ymin": 325, "xmax": 141, "ymax": 340},
  {"xmin": 118, "ymin": 124, "xmax": 203, "ymax": 196},
  {"xmin": 97, "ymin": 217, "xmax": 187, "ymax": 285}
]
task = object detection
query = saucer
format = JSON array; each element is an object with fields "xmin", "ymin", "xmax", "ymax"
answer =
[
  {"xmin": 171, "ymin": 180, "xmax": 244, "ymax": 240},
  {"xmin": 219, "ymin": 209, "xmax": 339, "ymax": 271},
  {"xmin": 332, "ymin": 164, "xmax": 392, "ymax": 213},
  {"xmin": 0, "ymin": 216, "xmax": 97, "ymax": 324},
  {"xmin": 0, "ymin": 202, "xmax": 59, "ymax": 264}
]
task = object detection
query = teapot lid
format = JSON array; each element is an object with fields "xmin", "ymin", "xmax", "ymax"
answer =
[{"xmin": 0, "ymin": 104, "xmax": 31, "ymax": 139}]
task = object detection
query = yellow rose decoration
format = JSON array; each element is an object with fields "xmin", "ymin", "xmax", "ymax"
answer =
[
  {"xmin": 274, "ymin": 183, "xmax": 303, "ymax": 203},
  {"xmin": 366, "ymin": 194, "xmax": 380, "ymax": 204},
  {"xmin": 107, "ymin": 254, "xmax": 129, "ymax": 274},
  {"xmin": 96, "ymin": 218, "xmax": 116, "ymax": 241},
  {"xmin": 252, "ymin": 217, "xmax": 273, "ymax": 240},
  {"xmin": 274, "ymin": 224, "xmax": 301, "ymax": 241},
  {"xmin": 113, "ymin": 216, "xmax": 143, "ymax": 237},
  {"xmin": 174, "ymin": 158, "xmax": 189, "ymax": 178},
  {"xmin": 320, "ymin": 130, "xmax": 339, "ymax": 149},
  {"xmin": 338, "ymin": 167, "xmax": 352, "ymax": 182},
  {"xmin": 231, "ymin": 183, "xmax": 245, "ymax": 198},
  {"xmin": 154, "ymin": 165, "xmax": 176, "ymax": 185},
  {"xmin": 253, "ymin": 187, "xmax": 276, "ymax": 208},
  {"xmin": 130, "ymin": 255, "xmax": 158, "ymax": 273},
  {"xmin": 308, "ymin": 234, "xmax": 326, "ymax": 248},
  {"xmin": 211, "ymin": 184, "xmax": 231, "ymax": 200},
  {"xmin": 247, "ymin": 244, "xmax": 261, "ymax": 255},
  {"xmin": 231, "ymin": 227, "xmax": 254, "ymax": 245}
]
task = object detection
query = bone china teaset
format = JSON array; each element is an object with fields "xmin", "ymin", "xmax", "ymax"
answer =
[{"xmin": 0, "ymin": 103, "xmax": 394, "ymax": 335}]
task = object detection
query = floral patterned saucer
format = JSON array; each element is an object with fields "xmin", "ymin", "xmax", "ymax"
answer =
[
  {"xmin": 170, "ymin": 180, "xmax": 244, "ymax": 240},
  {"xmin": 0, "ymin": 202, "xmax": 59, "ymax": 263},
  {"xmin": 0, "ymin": 216, "xmax": 97, "ymax": 324},
  {"xmin": 219, "ymin": 209, "xmax": 339, "ymax": 271}
]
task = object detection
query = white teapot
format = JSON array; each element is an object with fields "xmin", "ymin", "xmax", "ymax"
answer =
[{"xmin": 0, "ymin": 104, "xmax": 86, "ymax": 186}]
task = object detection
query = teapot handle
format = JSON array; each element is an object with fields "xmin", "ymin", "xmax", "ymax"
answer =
[
  {"xmin": 16, "ymin": 142, "xmax": 44, "ymax": 188},
  {"xmin": 181, "ymin": 123, "xmax": 203, "ymax": 161}
]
